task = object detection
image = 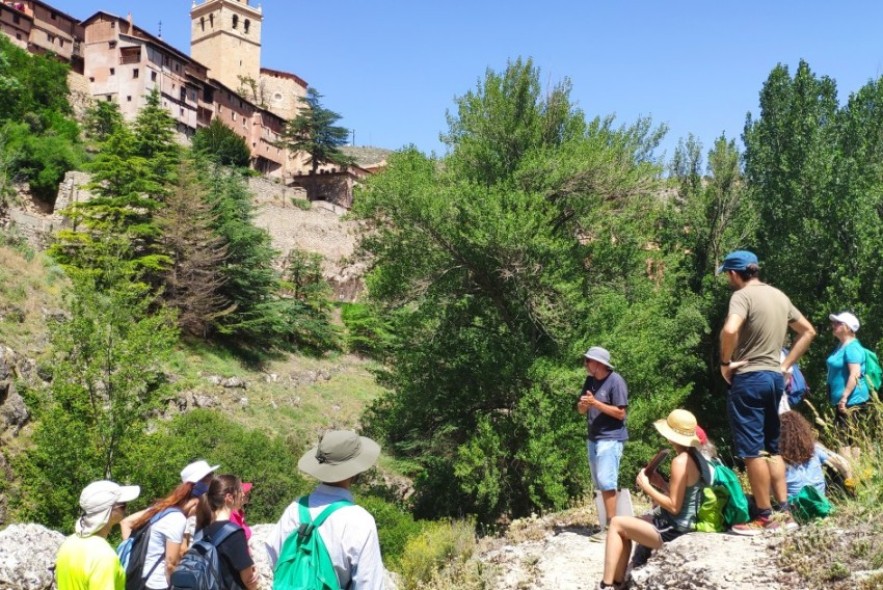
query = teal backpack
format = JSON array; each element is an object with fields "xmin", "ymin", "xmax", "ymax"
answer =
[
  {"xmin": 862, "ymin": 346, "xmax": 882, "ymax": 394},
  {"xmin": 273, "ymin": 496, "xmax": 352, "ymax": 590},
  {"xmin": 695, "ymin": 459, "xmax": 750, "ymax": 530}
]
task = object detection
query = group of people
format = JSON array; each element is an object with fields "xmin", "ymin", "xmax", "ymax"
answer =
[
  {"xmin": 580, "ymin": 250, "xmax": 868, "ymax": 590},
  {"xmin": 54, "ymin": 430, "xmax": 386, "ymax": 590}
]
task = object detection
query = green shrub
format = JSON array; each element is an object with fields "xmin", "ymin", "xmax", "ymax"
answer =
[
  {"xmin": 291, "ymin": 198, "xmax": 311, "ymax": 210},
  {"xmin": 357, "ymin": 495, "xmax": 423, "ymax": 568},
  {"xmin": 397, "ymin": 519, "xmax": 475, "ymax": 589},
  {"xmin": 341, "ymin": 303, "xmax": 393, "ymax": 357},
  {"xmin": 118, "ymin": 410, "xmax": 310, "ymax": 524}
]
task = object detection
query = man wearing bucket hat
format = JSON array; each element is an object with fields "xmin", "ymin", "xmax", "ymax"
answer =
[
  {"xmin": 55, "ymin": 480, "xmax": 141, "ymax": 590},
  {"xmin": 267, "ymin": 430, "xmax": 385, "ymax": 590},
  {"xmin": 576, "ymin": 346, "xmax": 629, "ymax": 540},
  {"xmin": 718, "ymin": 250, "xmax": 816, "ymax": 535}
]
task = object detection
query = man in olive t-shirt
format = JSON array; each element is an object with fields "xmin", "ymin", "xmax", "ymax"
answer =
[{"xmin": 718, "ymin": 250, "xmax": 816, "ymax": 535}]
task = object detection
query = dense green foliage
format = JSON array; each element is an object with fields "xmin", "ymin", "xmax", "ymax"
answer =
[
  {"xmin": 743, "ymin": 60, "xmax": 883, "ymax": 388},
  {"xmin": 280, "ymin": 87, "xmax": 353, "ymax": 174},
  {"xmin": 355, "ymin": 58, "xmax": 710, "ymax": 521},
  {"xmin": 13, "ymin": 260, "xmax": 178, "ymax": 528},
  {"xmin": 192, "ymin": 118, "xmax": 251, "ymax": 168},
  {"xmin": 0, "ymin": 35, "xmax": 83, "ymax": 201}
]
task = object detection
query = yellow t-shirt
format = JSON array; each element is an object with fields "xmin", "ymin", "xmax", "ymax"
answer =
[{"xmin": 55, "ymin": 534, "xmax": 125, "ymax": 590}]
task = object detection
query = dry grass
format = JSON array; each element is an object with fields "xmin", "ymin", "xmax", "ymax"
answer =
[
  {"xmin": 778, "ymin": 401, "xmax": 883, "ymax": 588},
  {"xmin": 0, "ymin": 246, "xmax": 67, "ymax": 354}
]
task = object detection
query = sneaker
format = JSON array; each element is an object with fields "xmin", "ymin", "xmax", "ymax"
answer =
[
  {"xmin": 730, "ymin": 514, "xmax": 777, "ymax": 536},
  {"xmin": 588, "ymin": 529, "xmax": 607, "ymax": 543}
]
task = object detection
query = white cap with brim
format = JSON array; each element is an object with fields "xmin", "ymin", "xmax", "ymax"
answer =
[
  {"xmin": 180, "ymin": 460, "xmax": 220, "ymax": 484},
  {"xmin": 76, "ymin": 480, "xmax": 140, "ymax": 537},
  {"xmin": 298, "ymin": 430, "xmax": 381, "ymax": 483},
  {"xmin": 829, "ymin": 312, "xmax": 860, "ymax": 333}
]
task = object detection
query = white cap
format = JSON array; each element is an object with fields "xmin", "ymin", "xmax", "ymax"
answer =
[
  {"xmin": 76, "ymin": 480, "xmax": 140, "ymax": 537},
  {"xmin": 180, "ymin": 460, "xmax": 220, "ymax": 483},
  {"xmin": 830, "ymin": 312, "xmax": 860, "ymax": 332}
]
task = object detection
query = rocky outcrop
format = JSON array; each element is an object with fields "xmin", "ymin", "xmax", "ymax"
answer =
[
  {"xmin": 0, "ymin": 524, "xmax": 65, "ymax": 590},
  {"xmin": 0, "ymin": 380, "xmax": 29, "ymax": 440},
  {"xmin": 629, "ymin": 532, "xmax": 784, "ymax": 589}
]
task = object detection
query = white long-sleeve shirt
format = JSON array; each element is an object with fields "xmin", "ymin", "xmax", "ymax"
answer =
[{"xmin": 266, "ymin": 484, "xmax": 385, "ymax": 590}]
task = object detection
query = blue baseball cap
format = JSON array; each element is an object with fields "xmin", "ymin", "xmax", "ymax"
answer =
[{"xmin": 717, "ymin": 250, "xmax": 758, "ymax": 274}]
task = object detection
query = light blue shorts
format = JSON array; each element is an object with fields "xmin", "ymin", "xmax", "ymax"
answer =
[{"xmin": 587, "ymin": 439, "xmax": 623, "ymax": 491}]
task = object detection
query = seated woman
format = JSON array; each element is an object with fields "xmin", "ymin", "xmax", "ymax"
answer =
[
  {"xmin": 598, "ymin": 409, "xmax": 711, "ymax": 590},
  {"xmin": 779, "ymin": 410, "xmax": 849, "ymax": 499}
]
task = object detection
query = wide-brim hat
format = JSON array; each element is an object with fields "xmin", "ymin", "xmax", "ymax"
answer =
[
  {"xmin": 299, "ymin": 430, "xmax": 380, "ymax": 483},
  {"xmin": 583, "ymin": 346, "xmax": 615, "ymax": 369},
  {"xmin": 653, "ymin": 409, "xmax": 701, "ymax": 448},
  {"xmin": 76, "ymin": 480, "xmax": 140, "ymax": 537}
]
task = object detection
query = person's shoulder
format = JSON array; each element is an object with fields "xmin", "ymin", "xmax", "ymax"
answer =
[{"xmin": 154, "ymin": 508, "xmax": 187, "ymax": 529}]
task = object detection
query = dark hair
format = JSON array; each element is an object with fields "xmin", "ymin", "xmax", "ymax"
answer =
[
  {"xmin": 196, "ymin": 474, "xmax": 241, "ymax": 529},
  {"xmin": 734, "ymin": 263, "xmax": 760, "ymax": 280},
  {"xmin": 779, "ymin": 411, "xmax": 815, "ymax": 465},
  {"xmin": 129, "ymin": 481, "xmax": 195, "ymax": 531}
]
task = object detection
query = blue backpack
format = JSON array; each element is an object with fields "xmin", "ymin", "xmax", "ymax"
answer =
[
  {"xmin": 783, "ymin": 348, "xmax": 809, "ymax": 406},
  {"xmin": 170, "ymin": 522, "xmax": 241, "ymax": 590}
]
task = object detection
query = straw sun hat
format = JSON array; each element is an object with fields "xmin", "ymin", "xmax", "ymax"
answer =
[{"xmin": 653, "ymin": 409, "xmax": 701, "ymax": 448}]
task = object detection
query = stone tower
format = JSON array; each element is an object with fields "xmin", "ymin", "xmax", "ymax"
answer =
[{"xmin": 190, "ymin": 0, "xmax": 262, "ymax": 92}]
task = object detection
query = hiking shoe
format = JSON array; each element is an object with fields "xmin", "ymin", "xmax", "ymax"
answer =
[
  {"xmin": 730, "ymin": 514, "xmax": 777, "ymax": 536},
  {"xmin": 588, "ymin": 529, "xmax": 607, "ymax": 543}
]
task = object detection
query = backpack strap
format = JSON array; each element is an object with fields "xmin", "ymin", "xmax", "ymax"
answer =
[
  {"xmin": 205, "ymin": 522, "xmax": 241, "ymax": 547},
  {"xmin": 295, "ymin": 495, "xmax": 353, "ymax": 541},
  {"xmin": 139, "ymin": 507, "xmax": 185, "ymax": 584}
]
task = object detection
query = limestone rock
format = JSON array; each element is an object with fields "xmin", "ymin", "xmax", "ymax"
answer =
[
  {"xmin": 0, "ymin": 380, "xmax": 29, "ymax": 438},
  {"xmin": 0, "ymin": 523, "xmax": 65, "ymax": 590},
  {"xmin": 221, "ymin": 377, "xmax": 247, "ymax": 389}
]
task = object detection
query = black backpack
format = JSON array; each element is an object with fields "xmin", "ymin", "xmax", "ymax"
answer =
[
  {"xmin": 121, "ymin": 507, "xmax": 182, "ymax": 590},
  {"xmin": 170, "ymin": 522, "xmax": 241, "ymax": 590}
]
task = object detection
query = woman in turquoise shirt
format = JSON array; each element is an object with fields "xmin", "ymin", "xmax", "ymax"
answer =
[{"xmin": 826, "ymin": 311, "xmax": 869, "ymax": 430}]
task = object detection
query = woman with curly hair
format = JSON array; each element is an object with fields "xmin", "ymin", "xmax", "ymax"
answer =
[{"xmin": 779, "ymin": 411, "xmax": 829, "ymax": 498}]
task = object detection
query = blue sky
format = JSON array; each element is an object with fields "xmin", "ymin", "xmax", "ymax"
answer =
[{"xmin": 51, "ymin": 0, "xmax": 883, "ymax": 164}]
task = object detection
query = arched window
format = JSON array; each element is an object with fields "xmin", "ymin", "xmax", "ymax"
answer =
[
  {"xmin": 209, "ymin": 14, "xmax": 214, "ymax": 27},
  {"xmin": 232, "ymin": 15, "xmax": 238, "ymax": 29},
  {"xmin": 200, "ymin": 16, "xmax": 205, "ymax": 31},
  {"xmin": 244, "ymin": 19, "xmax": 250, "ymax": 34}
]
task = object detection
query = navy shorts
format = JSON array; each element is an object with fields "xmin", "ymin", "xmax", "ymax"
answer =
[{"xmin": 727, "ymin": 370, "xmax": 784, "ymax": 458}]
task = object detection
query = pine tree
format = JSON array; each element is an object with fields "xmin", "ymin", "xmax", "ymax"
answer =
[
  {"xmin": 156, "ymin": 159, "xmax": 232, "ymax": 337},
  {"xmin": 280, "ymin": 88, "xmax": 353, "ymax": 175}
]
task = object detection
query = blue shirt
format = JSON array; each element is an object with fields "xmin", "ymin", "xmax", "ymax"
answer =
[
  {"xmin": 579, "ymin": 372, "xmax": 628, "ymax": 441},
  {"xmin": 826, "ymin": 339, "xmax": 870, "ymax": 407},
  {"xmin": 785, "ymin": 445, "xmax": 828, "ymax": 499}
]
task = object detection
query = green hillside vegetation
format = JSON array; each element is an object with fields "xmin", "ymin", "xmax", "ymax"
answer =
[{"xmin": 5, "ymin": 31, "xmax": 883, "ymax": 588}]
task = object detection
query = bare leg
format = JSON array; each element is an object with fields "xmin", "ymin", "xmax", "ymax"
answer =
[
  {"xmin": 602, "ymin": 490, "xmax": 617, "ymax": 525},
  {"xmin": 768, "ymin": 455, "xmax": 787, "ymax": 505},
  {"xmin": 744, "ymin": 456, "xmax": 771, "ymax": 511},
  {"xmin": 603, "ymin": 516, "xmax": 662, "ymax": 585}
]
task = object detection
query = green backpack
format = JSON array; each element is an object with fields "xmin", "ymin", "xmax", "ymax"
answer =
[
  {"xmin": 788, "ymin": 484, "xmax": 832, "ymax": 523},
  {"xmin": 710, "ymin": 459, "xmax": 750, "ymax": 527},
  {"xmin": 862, "ymin": 346, "xmax": 882, "ymax": 393},
  {"xmin": 273, "ymin": 496, "xmax": 352, "ymax": 590}
]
